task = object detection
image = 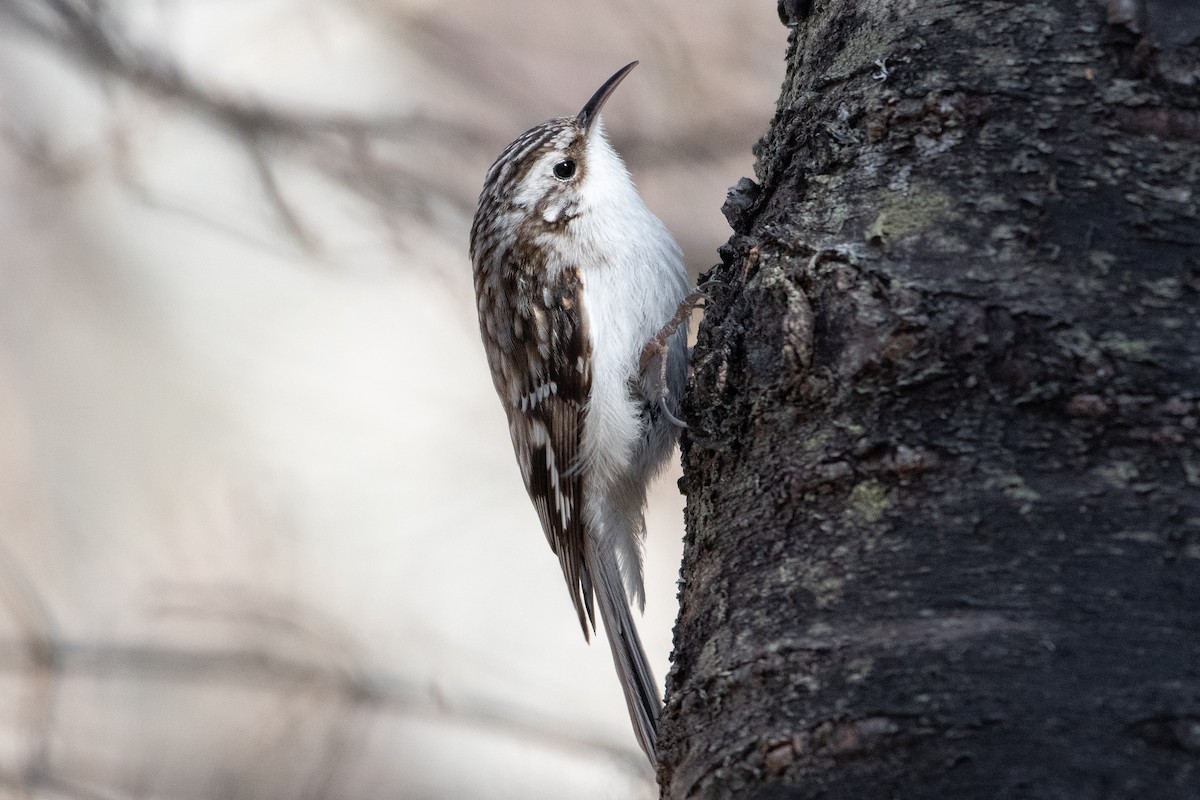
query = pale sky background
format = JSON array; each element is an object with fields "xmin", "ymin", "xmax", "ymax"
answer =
[{"xmin": 0, "ymin": 1, "xmax": 783, "ymax": 797}]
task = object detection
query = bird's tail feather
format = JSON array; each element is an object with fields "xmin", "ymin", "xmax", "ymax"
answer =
[{"xmin": 589, "ymin": 547, "xmax": 660, "ymax": 764}]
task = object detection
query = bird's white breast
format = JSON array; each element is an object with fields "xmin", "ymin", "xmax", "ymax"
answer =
[{"xmin": 562, "ymin": 129, "xmax": 688, "ymax": 486}]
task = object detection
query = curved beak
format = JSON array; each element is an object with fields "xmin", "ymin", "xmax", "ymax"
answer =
[{"xmin": 576, "ymin": 61, "xmax": 638, "ymax": 133}]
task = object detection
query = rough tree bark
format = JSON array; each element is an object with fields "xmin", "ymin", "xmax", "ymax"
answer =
[{"xmin": 660, "ymin": 1, "xmax": 1200, "ymax": 798}]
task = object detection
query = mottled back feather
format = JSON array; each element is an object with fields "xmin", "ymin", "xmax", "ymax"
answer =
[{"xmin": 504, "ymin": 262, "xmax": 596, "ymax": 635}]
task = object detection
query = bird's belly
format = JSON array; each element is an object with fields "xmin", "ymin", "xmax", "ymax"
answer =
[{"xmin": 578, "ymin": 263, "xmax": 686, "ymax": 487}]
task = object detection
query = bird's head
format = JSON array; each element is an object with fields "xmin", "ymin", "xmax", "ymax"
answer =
[{"xmin": 476, "ymin": 61, "xmax": 640, "ymax": 232}]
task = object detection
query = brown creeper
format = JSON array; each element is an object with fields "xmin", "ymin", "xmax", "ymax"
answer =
[{"xmin": 469, "ymin": 61, "xmax": 688, "ymax": 763}]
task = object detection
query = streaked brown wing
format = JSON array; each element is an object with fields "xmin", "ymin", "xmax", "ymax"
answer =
[{"xmin": 486, "ymin": 264, "xmax": 595, "ymax": 636}]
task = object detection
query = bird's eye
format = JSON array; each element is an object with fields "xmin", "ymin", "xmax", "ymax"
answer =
[{"xmin": 552, "ymin": 159, "xmax": 577, "ymax": 180}]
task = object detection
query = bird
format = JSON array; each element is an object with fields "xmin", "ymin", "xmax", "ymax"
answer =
[{"xmin": 469, "ymin": 61, "xmax": 690, "ymax": 764}]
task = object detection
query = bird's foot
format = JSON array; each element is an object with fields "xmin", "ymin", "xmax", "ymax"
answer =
[{"xmin": 639, "ymin": 287, "xmax": 715, "ymax": 429}]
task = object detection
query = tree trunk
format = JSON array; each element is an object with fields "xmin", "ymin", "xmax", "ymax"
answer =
[{"xmin": 660, "ymin": 1, "xmax": 1200, "ymax": 798}]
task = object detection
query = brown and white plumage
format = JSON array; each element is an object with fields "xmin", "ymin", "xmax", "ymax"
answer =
[{"xmin": 469, "ymin": 62, "xmax": 688, "ymax": 763}]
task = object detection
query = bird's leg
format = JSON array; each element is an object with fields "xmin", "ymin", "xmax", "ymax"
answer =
[{"xmin": 639, "ymin": 287, "xmax": 713, "ymax": 429}]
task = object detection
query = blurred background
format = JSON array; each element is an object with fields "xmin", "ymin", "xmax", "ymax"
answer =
[{"xmin": 0, "ymin": 1, "xmax": 781, "ymax": 797}]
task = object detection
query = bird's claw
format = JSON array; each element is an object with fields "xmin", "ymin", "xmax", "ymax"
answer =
[{"xmin": 640, "ymin": 288, "xmax": 710, "ymax": 430}]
